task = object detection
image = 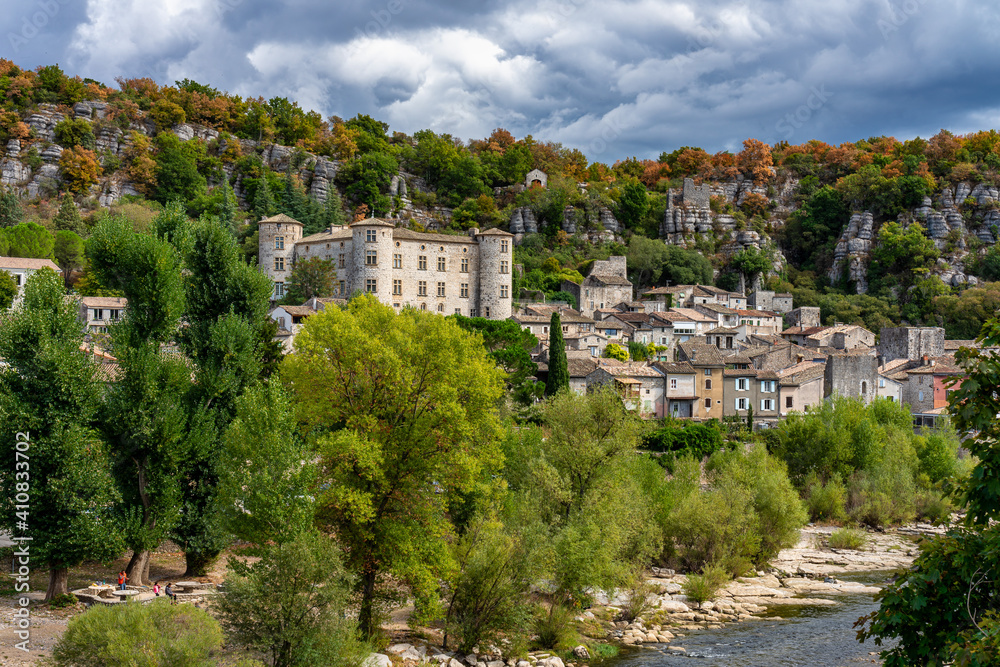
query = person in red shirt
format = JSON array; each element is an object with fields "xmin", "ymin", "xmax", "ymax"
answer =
[{"xmin": 118, "ymin": 570, "xmax": 128, "ymax": 591}]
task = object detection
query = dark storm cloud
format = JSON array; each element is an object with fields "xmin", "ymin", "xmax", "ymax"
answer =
[{"xmin": 7, "ymin": 0, "xmax": 1000, "ymax": 160}]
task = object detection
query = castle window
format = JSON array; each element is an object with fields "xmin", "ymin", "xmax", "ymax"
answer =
[
  {"xmin": 786, "ymin": 396, "xmax": 793, "ymax": 408},
  {"xmin": 275, "ymin": 236, "xmax": 284, "ymax": 250},
  {"xmin": 338, "ymin": 254, "xmax": 345, "ymax": 269},
  {"xmin": 365, "ymin": 279, "xmax": 377, "ymax": 293},
  {"xmin": 485, "ymin": 307, "xmax": 490, "ymax": 318},
  {"xmin": 418, "ymin": 281, "xmax": 427, "ymax": 296},
  {"xmin": 500, "ymin": 285, "xmax": 509, "ymax": 299},
  {"xmin": 437, "ymin": 282, "xmax": 446, "ymax": 297},
  {"xmin": 861, "ymin": 381, "xmax": 868, "ymax": 395},
  {"xmin": 420, "ymin": 244, "xmax": 426, "ymax": 250},
  {"xmin": 366, "ymin": 249, "xmax": 378, "ymax": 265},
  {"xmin": 393, "ymin": 253, "xmax": 402, "ymax": 268},
  {"xmin": 366, "ymin": 230, "xmax": 377, "ymax": 243},
  {"xmin": 421, "ymin": 303, "xmax": 427, "ymax": 310},
  {"xmin": 500, "ymin": 260, "xmax": 509, "ymax": 274},
  {"xmin": 338, "ymin": 280, "xmax": 345, "ymax": 295},
  {"xmin": 274, "ymin": 257, "xmax": 284, "ymax": 271},
  {"xmin": 304, "ymin": 246, "xmax": 310, "ymax": 253},
  {"xmin": 274, "ymin": 282, "xmax": 284, "ymax": 298},
  {"xmin": 461, "ymin": 258, "xmax": 469, "ymax": 272},
  {"xmin": 705, "ymin": 398, "xmax": 712, "ymax": 409},
  {"xmin": 340, "ymin": 242, "xmax": 344, "ymax": 248},
  {"xmin": 418, "ymin": 256, "xmax": 427, "ymax": 270},
  {"xmin": 470, "ymin": 308, "xmax": 478, "ymax": 317},
  {"xmin": 460, "ymin": 283, "xmax": 469, "ymax": 298},
  {"xmin": 437, "ymin": 257, "xmax": 446, "ymax": 271},
  {"xmin": 326, "ymin": 243, "xmax": 331, "ymax": 249},
  {"xmin": 705, "ymin": 379, "xmax": 712, "ymax": 390},
  {"xmin": 501, "ymin": 240, "xmax": 509, "ymax": 252},
  {"xmin": 437, "ymin": 304, "xmax": 444, "ymax": 312},
  {"xmin": 393, "ymin": 279, "xmax": 402, "ymax": 295}
]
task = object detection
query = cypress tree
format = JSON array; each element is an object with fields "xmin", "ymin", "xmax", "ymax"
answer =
[{"xmin": 545, "ymin": 311, "xmax": 569, "ymax": 396}]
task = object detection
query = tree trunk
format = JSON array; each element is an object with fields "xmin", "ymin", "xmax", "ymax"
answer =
[
  {"xmin": 126, "ymin": 549, "xmax": 151, "ymax": 586},
  {"xmin": 358, "ymin": 569, "xmax": 379, "ymax": 640},
  {"xmin": 45, "ymin": 567, "xmax": 69, "ymax": 601},
  {"xmin": 183, "ymin": 550, "xmax": 218, "ymax": 577}
]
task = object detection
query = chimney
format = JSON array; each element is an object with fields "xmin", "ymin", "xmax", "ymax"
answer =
[{"xmin": 922, "ymin": 354, "xmax": 929, "ymax": 366}]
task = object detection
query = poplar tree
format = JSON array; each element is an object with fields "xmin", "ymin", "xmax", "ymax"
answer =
[{"xmin": 0, "ymin": 268, "xmax": 122, "ymax": 599}]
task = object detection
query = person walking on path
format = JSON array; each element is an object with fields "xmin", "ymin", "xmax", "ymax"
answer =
[{"xmin": 153, "ymin": 582, "xmax": 160, "ymax": 597}]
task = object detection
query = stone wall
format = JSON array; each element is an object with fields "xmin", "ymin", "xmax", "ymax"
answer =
[
  {"xmin": 258, "ymin": 218, "xmax": 302, "ymax": 298},
  {"xmin": 878, "ymin": 327, "xmax": 945, "ymax": 363}
]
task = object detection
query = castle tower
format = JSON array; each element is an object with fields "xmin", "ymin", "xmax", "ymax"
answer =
[
  {"xmin": 350, "ymin": 219, "xmax": 395, "ymax": 305},
  {"xmin": 258, "ymin": 214, "xmax": 303, "ymax": 300},
  {"xmin": 476, "ymin": 229, "xmax": 514, "ymax": 320}
]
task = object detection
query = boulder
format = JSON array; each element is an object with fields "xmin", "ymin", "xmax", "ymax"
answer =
[
  {"xmin": 572, "ymin": 646, "xmax": 589, "ymax": 660},
  {"xmin": 365, "ymin": 654, "xmax": 392, "ymax": 667}
]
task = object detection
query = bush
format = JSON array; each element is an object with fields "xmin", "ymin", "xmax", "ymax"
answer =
[
  {"xmin": 682, "ymin": 563, "xmax": 730, "ymax": 606},
  {"xmin": 642, "ymin": 421, "xmax": 723, "ymax": 462},
  {"xmin": 51, "ymin": 600, "xmax": 222, "ymax": 667},
  {"xmin": 803, "ymin": 473, "xmax": 848, "ymax": 523},
  {"xmin": 662, "ymin": 482, "xmax": 759, "ymax": 574},
  {"xmin": 915, "ymin": 490, "xmax": 953, "ymax": 525},
  {"xmin": 617, "ymin": 574, "xmax": 658, "ymax": 622},
  {"xmin": 828, "ymin": 527, "xmax": 868, "ymax": 550}
]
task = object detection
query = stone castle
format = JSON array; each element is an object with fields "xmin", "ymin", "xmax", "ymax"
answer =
[{"xmin": 259, "ymin": 214, "xmax": 514, "ymax": 319}]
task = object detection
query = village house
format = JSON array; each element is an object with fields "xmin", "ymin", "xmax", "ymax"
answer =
[
  {"xmin": 584, "ymin": 359, "xmax": 664, "ymax": 416},
  {"xmin": 676, "ymin": 342, "xmax": 726, "ymax": 421},
  {"xmin": 776, "ymin": 361, "xmax": 826, "ymax": 417},
  {"xmin": 561, "ymin": 256, "xmax": 633, "ymax": 318},
  {"xmin": 0, "ymin": 256, "xmax": 61, "ymax": 302},
  {"xmin": 652, "ymin": 361, "xmax": 698, "ymax": 419},
  {"xmin": 77, "ymin": 296, "xmax": 127, "ymax": 334}
]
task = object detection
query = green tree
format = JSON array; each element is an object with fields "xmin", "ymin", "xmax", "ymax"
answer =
[
  {"xmin": 545, "ymin": 312, "xmax": 569, "ymax": 396},
  {"xmin": 216, "ymin": 532, "xmax": 369, "ymax": 667},
  {"xmin": 0, "ymin": 270, "xmax": 17, "ymax": 309},
  {"xmin": 616, "ymin": 178, "xmax": 649, "ymax": 230},
  {"xmin": 173, "ymin": 218, "xmax": 274, "ymax": 576},
  {"xmin": 452, "ymin": 315, "xmax": 539, "ymax": 401},
  {"xmin": 53, "ymin": 230, "xmax": 84, "ymax": 287},
  {"xmin": 626, "ymin": 235, "xmax": 669, "ymax": 288},
  {"xmin": 661, "ymin": 245, "xmax": 714, "ymax": 286},
  {"xmin": 53, "ymin": 118, "xmax": 96, "ymax": 151},
  {"xmin": 52, "ymin": 601, "xmax": 223, "ymax": 667},
  {"xmin": 0, "ymin": 268, "xmax": 123, "ymax": 599},
  {"xmin": 0, "ymin": 187, "xmax": 24, "ymax": 228},
  {"xmin": 603, "ymin": 342, "xmax": 629, "ymax": 361},
  {"xmin": 281, "ymin": 256, "xmax": 337, "ymax": 304},
  {"xmin": 729, "ymin": 246, "xmax": 773, "ymax": 292},
  {"xmin": 6, "ymin": 221, "xmax": 54, "ymax": 259},
  {"xmin": 152, "ymin": 133, "xmax": 207, "ymax": 204},
  {"xmin": 336, "ymin": 151, "xmax": 399, "ymax": 216},
  {"xmin": 282, "ymin": 296, "xmax": 505, "ymax": 640},
  {"xmin": 218, "ymin": 382, "xmax": 316, "ymax": 546},
  {"xmin": 867, "ymin": 221, "xmax": 939, "ymax": 301},
  {"xmin": 252, "ymin": 176, "xmax": 277, "ymax": 222},
  {"xmin": 52, "ymin": 194, "xmax": 86, "ymax": 235},
  {"xmin": 88, "ymin": 214, "xmax": 189, "ymax": 585}
]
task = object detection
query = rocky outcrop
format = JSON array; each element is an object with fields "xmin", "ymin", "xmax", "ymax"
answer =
[
  {"xmin": 828, "ymin": 212, "xmax": 874, "ymax": 292},
  {"xmin": 598, "ymin": 207, "xmax": 619, "ymax": 232},
  {"xmin": 24, "ymin": 104, "xmax": 66, "ymax": 143}
]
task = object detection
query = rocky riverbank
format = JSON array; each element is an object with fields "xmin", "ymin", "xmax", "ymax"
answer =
[{"xmin": 369, "ymin": 523, "xmax": 940, "ymax": 666}]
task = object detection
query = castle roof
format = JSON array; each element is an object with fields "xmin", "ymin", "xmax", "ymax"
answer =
[
  {"xmin": 349, "ymin": 218, "xmax": 395, "ymax": 228},
  {"xmin": 391, "ymin": 227, "xmax": 478, "ymax": 245},
  {"xmin": 260, "ymin": 214, "xmax": 303, "ymax": 226},
  {"xmin": 477, "ymin": 228, "xmax": 515, "ymax": 237}
]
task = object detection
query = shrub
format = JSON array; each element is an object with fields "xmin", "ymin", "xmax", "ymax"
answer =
[
  {"xmin": 828, "ymin": 527, "xmax": 868, "ymax": 550},
  {"xmin": 533, "ymin": 603, "xmax": 579, "ymax": 650},
  {"xmin": 662, "ymin": 482, "xmax": 759, "ymax": 574},
  {"xmin": 916, "ymin": 490, "xmax": 953, "ymax": 525},
  {"xmin": 617, "ymin": 574, "xmax": 658, "ymax": 622},
  {"xmin": 682, "ymin": 563, "xmax": 730, "ymax": 606},
  {"xmin": 803, "ymin": 473, "xmax": 848, "ymax": 523},
  {"xmin": 51, "ymin": 600, "xmax": 222, "ymax": 667},
  {"xmin": 54, "ymin": 118, "xmax": 96, "ymax": 150},
  {"xmin": 642, "ymin": 421, "xmax": 723, "ymax": 462},
  {"xmin": 59, "ymin": 145, "xmax": 103, "ymax": 193},
  {"xmin": 47, "ymin": 593, "xmax": 78, "ymax": 609}
]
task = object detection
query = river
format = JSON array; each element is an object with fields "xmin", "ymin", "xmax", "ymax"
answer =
[{"xmin": 609, "ymin": 573, "xmax": 894, "ymax": 667}]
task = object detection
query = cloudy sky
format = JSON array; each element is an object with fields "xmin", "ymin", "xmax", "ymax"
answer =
[{"xmin": 6, "ymin": 0, "xmax": 1000, "ymax": 161}]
